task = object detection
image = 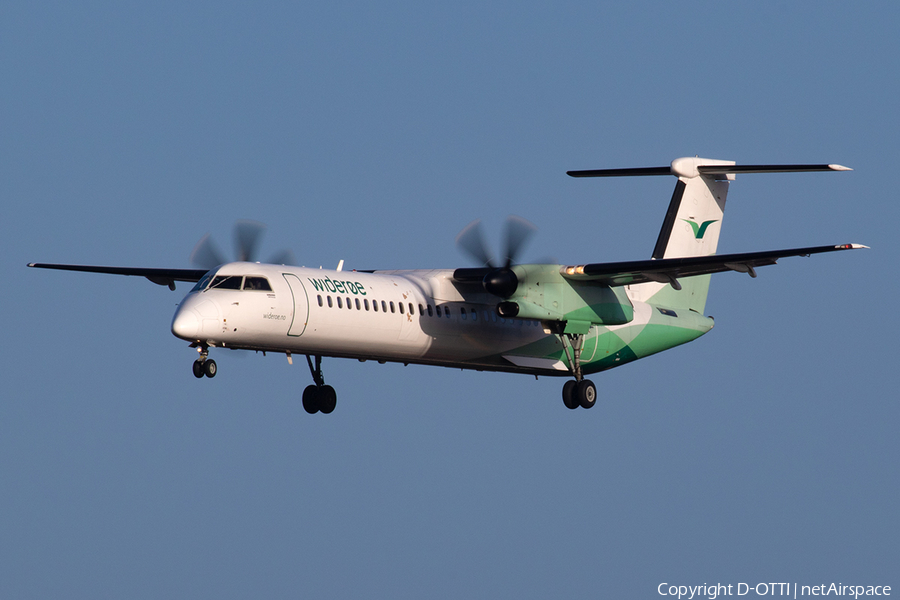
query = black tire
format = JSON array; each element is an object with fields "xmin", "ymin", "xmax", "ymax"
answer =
[
  {"xmin": 576, "ymin": 379, "xmax": 597, "ymax": 409},
  {"xmin": 562, "ymin": 380, "xmax": 579, "ymax": 410},
  {"xmin": 192, "ymin": 360, "xmax": 204, "ymax": 379},
  {"xmin": 302, "ymin": 385, "xmax": 319, "ymax": 414},
  {"xmin": 318, "ymin": 385, "xmax": 337, "ymax": 414},
  {"xmin": 203, "ymin": 359, "xmax": 217, "ymax": 378}
]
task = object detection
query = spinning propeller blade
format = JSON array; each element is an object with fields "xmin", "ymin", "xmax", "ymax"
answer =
[
  {"xmin": 503, "ymin": 215, "xmax": 537, "ymax": 268},
  {"xmin": 190, "ymin": 220, "xmax": 296, "ymax": 269},
  {"xmin": 455, "ymin": 219, "xmax": 496, "ymax": 268},
  {"xmin": 190, "ymin": 234, "xmax": 227, "ymax": 270},
  {"xmin": 234, "ymin": 219, "xmax": 266, "ymax": 263},
  {"xmin": 454, "ymin": 215, "xmax": 537, "ymax": 298}
]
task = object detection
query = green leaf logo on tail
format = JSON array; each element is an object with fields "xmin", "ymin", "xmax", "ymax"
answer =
[{"xmin": 683, "ymin": 219, "xmax": 718, "ymax": 239}]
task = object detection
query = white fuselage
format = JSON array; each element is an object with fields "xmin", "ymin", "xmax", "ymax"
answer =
[
  {"xmin": 170, "ymin": 261, "xmax": 702, "ymax": 376},
  {"xmin": 172, "ymin": 262, "xmax": 558, "ymax": 373}
]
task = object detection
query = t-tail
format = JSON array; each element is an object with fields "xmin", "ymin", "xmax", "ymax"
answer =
[{"xmin": 567, "ymin": 157, "xmax": 852, "ymax": 313}]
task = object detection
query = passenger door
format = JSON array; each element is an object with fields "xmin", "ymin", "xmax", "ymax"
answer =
[{"xmin": 283, "ymin": 274, "xmax": 309, "ymax": 337}]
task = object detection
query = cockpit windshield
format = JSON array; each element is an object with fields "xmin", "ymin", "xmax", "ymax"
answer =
[
  {"xmin": 209, "ymin": 275, "xmax": 242, "ymax": 290},
  {"xmin": 191, "ymin": 273, "xmax": 273, "ymax": 292},
  {"xmin": 190, "ymin": 272, "xmax": 214, "ymax": 292},
  {"xmin": 243, "ymin": 277, "xmax": 272, "ymax": 291}
]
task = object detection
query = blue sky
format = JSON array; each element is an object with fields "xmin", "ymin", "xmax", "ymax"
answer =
[{"xmin": 2, "ymin": 2, "xmax": 897, "ymax": 598}]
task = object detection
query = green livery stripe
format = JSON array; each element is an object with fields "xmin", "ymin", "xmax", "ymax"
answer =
[{"xmin": 497, "ymin": 308, "xmax": 714, "ymax": 375}]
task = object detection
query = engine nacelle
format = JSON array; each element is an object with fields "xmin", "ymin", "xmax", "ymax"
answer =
[{"xmin": 501, "ymin": 265, "xmax": 634, "ymax": 325}]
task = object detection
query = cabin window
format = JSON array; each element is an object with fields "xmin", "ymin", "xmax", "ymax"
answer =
[
  {"xmin": 445, "ymin": 306, "xmax": 451, "ymax": 318},
  {"xmin": 373, "ymin": 300, "xmax": 379, "ymax": 312},
  {"xmin": 355, "ymin": 298, "xmax": 361, "ymax": 310},
  {"xmin": 210, "ymin": 275, "xmax": 242, "ymax": 290},
  {"xmin": 243, "ymin": 277, "xmax": 272, "ymax": 291},
  {"xmin": 389, "ymin": 301, "xmax": 395, "ymax": 313},
  {"xmin": 427, "ymin": 304, "xmax": 433, "ymax": 317},
  {"xmin": 381, "ymin": 301, "xmax": 387, "ymax": 312},
  {"xmin": 337, "ymin": 297, "xmax": 343, "ymax": 309},
  {"xmin": 399, "ymin": 302, "xmax": 405, "ymax": 314},
  {"xmin": 435, "ymin": 305, "xmax": 442, "ymax": 317},
  {"xmin": 317, "ymin": 295, "xmax": 323, "ymax": 307},
  {"xmin": 461, "ymin": 307, "xmax": 467, "ymax": 320},
  {"xmin": 327, "ymin": 296, "xmax": 333, "ymax": 308},
  {"xmin": 419, "ymin": 304, "xmax": 425, "ymax": 315},
  {"xmin": 364, "ymin": 299, "xmax": 370, "ymax": 311},
  {"xmin": 472, "ymin": 310, "xmax": 477, "ymax": 322}
]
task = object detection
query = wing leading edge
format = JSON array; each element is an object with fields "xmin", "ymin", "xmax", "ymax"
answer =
[
  {"xmin": 560, "ymin": 244, "xmax": 868, "ymax": 288},
  {"xmin": 27, "ymin": 263, "xmax": 209, "ymax": 290}
]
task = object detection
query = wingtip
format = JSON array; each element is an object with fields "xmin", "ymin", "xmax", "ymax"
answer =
[{"xmin": 828, "ymin": 164, "xmax": 853, "ymax": 171}]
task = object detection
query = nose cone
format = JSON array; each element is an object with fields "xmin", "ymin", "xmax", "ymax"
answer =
[{"xmin": 171, "ymin": 307, "xmax": 200, "ymax": 340}]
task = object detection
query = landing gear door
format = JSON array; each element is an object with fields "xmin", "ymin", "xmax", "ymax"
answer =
[{"xmin": 283, "ymin": 274, "xmax": 309, "ymax": 337}]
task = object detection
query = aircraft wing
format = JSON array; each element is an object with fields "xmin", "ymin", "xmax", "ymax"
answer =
[
  {"xmin": 559, "ymin": 243, "xmax": 868, "ymax": 287},
  {"xmin": 27, "ymin": 263, "xmax": 209, "ymax": 290}
]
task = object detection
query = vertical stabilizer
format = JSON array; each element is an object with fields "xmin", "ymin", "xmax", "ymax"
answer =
[
  {"xmin": 653, "ymin": 157, "xmax": 732, "ymax": 260},
  {"xmin": 632, "ymin": 157, "xmax": 733, "ymax": 312}
]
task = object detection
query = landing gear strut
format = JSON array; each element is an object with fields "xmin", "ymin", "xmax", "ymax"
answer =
[
  {"xmin": 302, "ymin": 355, "xmax": 337, "ymax": 414},
  {"xmin": 558, "ymin": 331, "xmax": 597, "ymax": 410},
  {"xmin": 192, "ymin": 345, "xmax": 217, "ymax": 379}
]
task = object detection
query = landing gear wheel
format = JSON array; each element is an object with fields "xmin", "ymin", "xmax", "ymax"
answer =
[
  {"xmin": 203, "ymin": 359, "xmax": 217, "ymax": 378},
  {"xmin": 562, "ymin": 380, "xmax": 579, "ymax": 410},
  {"xmin": 576, "ymin": 379, "xmax": 596, "ymax": 409},
  {"xmin": 302, "ymin": 385, "xmax": 319, "ymax": 414},
  {"xmin": 192, "ymin": 360, "xmax": 204, "ymax": 379},
  {"xmin": 318, "ymin": 385, "xmax": 337, "ymax": 414},
  {"xmin": 302, "ymin": 355, "xmax": 337, "ymax": 415}
]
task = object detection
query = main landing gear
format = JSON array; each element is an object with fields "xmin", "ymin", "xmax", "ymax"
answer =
[
  {"xmin": 302, "ymin": 355, "xmax": 337, "ymax": 415},
  {"xmin": 558, "ymin": 332, "xmax": 597, "ymax": 410},
  {"xmin": 192, "ymin": 345, "xmax": 217, "ymax": 378},
  {"xmin": 562, "ymin": 379, "xmax": 597, "ymax": 410}
]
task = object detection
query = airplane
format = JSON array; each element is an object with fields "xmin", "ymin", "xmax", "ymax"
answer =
[{"xmin": 28, "ymin": 156, "xmax": 866, "ymax": 414}]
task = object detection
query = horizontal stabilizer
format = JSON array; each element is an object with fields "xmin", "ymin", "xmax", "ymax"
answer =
[
  {"xmin": 27, "ymin": 263, "xmax": 209, "ymax": 289},
  {"xmin": 568, "ymin": 162, "xmax": 852, "ymax": 179},
  {"xmin": 560, "ymin": 244, "xmax": 868, "ymax": 286},
  {"xmin": 567, "ymin": 166, "xmax": 673, "ymax": 178},
  {"xmin": 697, "ymin": 164, "xmax": 852, "ymax": 175}
]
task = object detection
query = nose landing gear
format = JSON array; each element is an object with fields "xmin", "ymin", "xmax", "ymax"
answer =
[
  {"xmin": 192, "ymin": 345, "xmax": 217, "ymax": 378},
  {"xmin": 302, "ymin": 355, "xmax": 337, "ymax": 414}
]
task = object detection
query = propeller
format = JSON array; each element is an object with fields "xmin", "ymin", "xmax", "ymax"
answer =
[
  {"xmin": 455, "ymin": 215, "xmax": 536, "ymax": 298},
  {"xmin": 190, "ymin": 220, "xmax": 296, "ymax": 270}
]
